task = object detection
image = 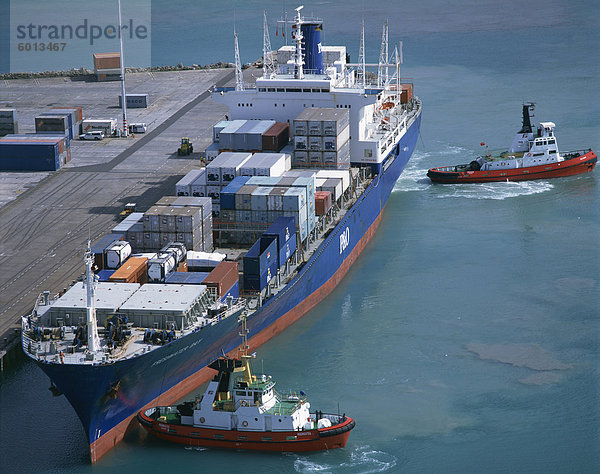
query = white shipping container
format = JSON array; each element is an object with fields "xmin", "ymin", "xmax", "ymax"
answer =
[
  {"xmin": 205, "ymin": 142, "xmax": 220, "ymax": 161},
  {"xmin": 294, "ymin": 136, "xmax": 308, "ymax": 150},
  {"xmin": 187, "ymin": 251, "xmax": 225, "ymax": 269},
  {"xmin": 148, "ymin": 253, "xmax": 176, "ymax": 282},
  {"xmin": 176, "ymin": 169, "xmax": 205, "ymax": 196},
  {"xmin": 213, "ymin": 120, "xmax": 231, "ymax": 142},
  {"xmin": 105, "ymin": 241, "xmax": 132, "ymax": 269},
  {"xmin": 315, "ymin": 169, "xmax": 351, "ymax": 192},
  {"xmin": 81, "ymin": 118, "xmax": 117, "ymax": 135}
]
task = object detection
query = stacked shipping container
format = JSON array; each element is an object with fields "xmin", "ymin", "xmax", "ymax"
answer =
[
  {"xmin": 292, "ymin": 108, "xmax": 350, "ymax": 169},
  {"xmin": 0, "ymin": 109, "xmax": 18, "ymax": 136}
]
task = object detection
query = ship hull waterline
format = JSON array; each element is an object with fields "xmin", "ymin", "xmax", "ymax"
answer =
[
  {"xmin": 427, "ymin": 150, "xmax": 596, "ymax": 184},
  {"xmin": 137, "ymin": 410, "xmax": 356, "ymax": 452},
  {"xmin": 31, "ymin": 109, "xmax": 421, "ymax": 464}
]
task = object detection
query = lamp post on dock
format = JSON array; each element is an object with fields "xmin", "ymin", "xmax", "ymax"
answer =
[{"xmin": 117, "ymin": 0, "xmax": 128, "ymax": 137}]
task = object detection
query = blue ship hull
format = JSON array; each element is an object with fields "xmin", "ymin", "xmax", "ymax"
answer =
[{"xmin": 33, "ymin": 109, "xmax": 421, "ymax": 460}]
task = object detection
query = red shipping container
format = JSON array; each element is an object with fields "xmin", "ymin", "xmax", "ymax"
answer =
[
  {"xmin": 202, "ymin": 261, "xmax": 239, "ymax": 297},
  {"xmin": 52, "ymin": 106, "xmax": 83, "ymax": 122},
  {"xmin": 108, "ymin": 257, "xmax": 148, "ymax": 284},
  {"xmin": 400, "ymin": 83, "xmax": 413, "ymax": 104},
  {"xmin": 314, "ymin": 191, "xmax": 332, "ymax": 216},
  {"xmin": 262, "ymin": 122, "xmax": 290, "ymax": 151},
  {"xmin": 93, "ymin": 52, "xmax": 121, "ymax": 70}
]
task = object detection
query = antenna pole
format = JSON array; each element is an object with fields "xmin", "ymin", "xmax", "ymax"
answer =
[
  {"xmin": 358, "ymin": 18, "xmax": 366, "ymax": 88},
  {"xmin": 85, "ymin": 241, "xmax": 101, "ymax": 353},
  {"xmin": 263, "ymin": 11, "xmax": 275, "ymax": 77},
  {"xmin": 234, "ymin": 29, "xmax": 244, "ymax": 91},
  {"xmin": 117, "ymin": 0, "xmax": 128, "ymax": 137},
  {"xmin": 377, "ymin": 20, "xmax": 389, "ymax": 87},
  {"xmin": 293, "ymin": 6, "xmax": 305, "ymax": 79}
]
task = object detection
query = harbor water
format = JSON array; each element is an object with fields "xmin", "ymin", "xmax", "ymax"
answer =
[{"xmin": 1, "ymin": 0, "xmax": 598, "ymax": 472}]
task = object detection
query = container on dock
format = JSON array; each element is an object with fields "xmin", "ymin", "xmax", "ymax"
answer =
[
  {"xmin": 81, "ymin": 119, "xmax": 117, "ymax": 136},
  {"xmin": 113, "ymin": 212, "xmax": 144, "ymax": 235},
  {"xmin": 43, "ymin": 111, "xmax": 75, "ymax": 140},
  {"xmin": 0, "ymin": 108, "xmax": 18, "ymax": 136},
  {"xmin": 262, "ymin": 122, "xmax": 290, "ymax": 151},
  {"xmin": 314, "ymin": 190, "xmax": 332, "ymax": 215},
  {"xmin": 52, "ymin": 106, "xmax": 83, "ymax": 122},
  {"xmin": 148, "ymin": 252, "xmax": 177, "ymax": 282},
  {"xmin": 119, "ymin": 94, "xmax": 149, "ymax": 108},
  {"xmin": 243, "ymin": 235, "xmax": 278, "ymax": 276},
  {"xmin": 35, "ymin": 115, "xmax": 69, "ymax": 135},
  {"xmin": 108, "ymin": 256, "xmax": 148, "ymax": 284},
  {"xmin": 231, "ymin": 120, "xmax": 276, "ymax": 151},
  {"xmin": 94, "ymin": 52, "xmax": 120, "ymax": 70},
  {"xmin": 202, "ymin": 261, "xmax": 239, "ymax": 297},
  {"xmin": 0, "ymin": 140, "xmax": 61, "ymax": 171},
  {"xmin": 105, "ymin": 241, "xmax": 132, "ymax": 269},
  {"xmin": 175, "ymin": 169, "xmax": 204, "ymax": 196}
]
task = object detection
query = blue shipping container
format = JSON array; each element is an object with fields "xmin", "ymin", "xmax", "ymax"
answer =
[
  {"xmin": 243, "ymin": 258, "xmax": 278, "ymax": 292},
  {"xmin": 0, "ymin": 142, "xmax": 60, "ymax": 171},
  {"xmin": 165, "ymin": 272, "xmax": 210, "ymax": 285},
  {"xmin": 220, "ymin": 175, "xmax": 251, "ymax": 210},
  {"xmin": 263, "ymin": 216, "xmax": 295, "ymax": 257},
  {"xmin": 278, "ymin": 233, "xmax": 296, "ymax": 268},
  {"xmin": 243, "ymin": 235, "xmax": 277, "ymax": 276},
  {"xmin": 97, "ymin": 269, "xmax": 115, "ymax": 281},
  {"xmin": 221, "ymin": 280, "xmax": 239, "ymax": 300},
  {"xmin": 91, "ymin": 234, "xmax": 123, "ymax": 254}
]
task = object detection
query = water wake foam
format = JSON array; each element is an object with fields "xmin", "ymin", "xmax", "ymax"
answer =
[
  {"xmin": 294, "ymin": 445, "xmax": 397, "ymax": 473},
  {"xmin": 393, "ymin": 147, "xmax": 554, "ymax": 199}
]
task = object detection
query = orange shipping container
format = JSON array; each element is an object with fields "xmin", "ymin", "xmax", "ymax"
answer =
[
  {"xmin": 202, "ymin": 261, "xmax": 238, "ymax": 297},
  {"xmin": 315, "ymin": 190, "xmax": 332, "ymax": 216},
  {"xmin": 108, "ymin": 256, "xmax": 148, "ymax": 284},
  {"xmin": 94, "ymin": 52, "xmax": 121, "ymax": 70}
]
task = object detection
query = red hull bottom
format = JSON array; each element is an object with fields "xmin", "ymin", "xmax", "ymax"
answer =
[
  {"xmin": 137, "ymin": 412, "xmax": 355, "ymax": 452},
  {"xmin": 88, "ymin": 211, "xmax": 384, "ymax": 462},
  {"xmin": 427, "ymin": 151, "xmax": 596, "ymax": 184}
]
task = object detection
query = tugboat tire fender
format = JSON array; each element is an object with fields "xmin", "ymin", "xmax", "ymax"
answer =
[{"xmin": 242, "ymin": 420, "xmax": 248, "ymax": 427}]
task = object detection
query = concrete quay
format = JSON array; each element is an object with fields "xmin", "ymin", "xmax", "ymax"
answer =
[{"xmin": 0, "ymin": 68, "xmax": 236, "ymax": 368}]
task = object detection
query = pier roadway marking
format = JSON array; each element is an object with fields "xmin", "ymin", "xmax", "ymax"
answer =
[{"xmin": 0, "ymin": 70, "xmax": 234, "ymax": 345}]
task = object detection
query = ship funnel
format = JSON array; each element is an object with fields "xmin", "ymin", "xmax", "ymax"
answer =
[{"xmin": 301, "ymin": 21, "xmax": 324, "ymax": 74}]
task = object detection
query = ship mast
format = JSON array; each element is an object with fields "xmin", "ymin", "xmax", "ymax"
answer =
[
  {"xmin": 377, "ymin": 19, "xmax": 389, "ymax": 87},
  {"xmin": 234, "ymin": 29, "xmax": 244, "ymax": 91},
  {"xmin": 358, "ymin": 18, "xmax": 366, "ymax": 88},
  {"xmin": 238, "ymin": 313, "xmax": 253, "ymax": 383},
  {"xmin": 84, "ymin": 242, "xmax": 101, "ymax": 353},
  {"xmin": 293, "ymin": 5, "xmax": 305, "ymax": 80},
  {"xmin": 263, "ymin": 11, "xmax": 276, "ymax": 77}
]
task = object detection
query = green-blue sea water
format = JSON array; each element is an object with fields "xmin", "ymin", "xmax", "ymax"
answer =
[{"xmin": 1, "ymin": 1, "xmax": 598, "ymax": 472}]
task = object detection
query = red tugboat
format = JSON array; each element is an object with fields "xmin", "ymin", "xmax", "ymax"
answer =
[
  {"xmin": 427, "ymin": 103, "xmax": 596, "ymax": 183},
  {"xmin": 137, "ymin": 314, "xmax": 355, "ymax": 452}
]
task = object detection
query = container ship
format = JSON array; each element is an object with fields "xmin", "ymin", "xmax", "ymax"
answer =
[{"xmin": 21, "ymin": 7, "xmax": 422, "ymax": 463}]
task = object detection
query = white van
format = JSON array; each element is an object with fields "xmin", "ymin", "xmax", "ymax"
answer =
[{"xmin": 79, "ymin": 130, "xmax": 105, "ymax": 140}]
